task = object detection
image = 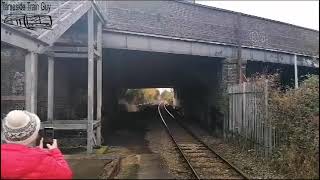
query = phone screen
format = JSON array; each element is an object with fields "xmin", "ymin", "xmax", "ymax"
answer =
[{"xmin": 43, "ymin": 127, "xmax": 54, "ymax": 148}]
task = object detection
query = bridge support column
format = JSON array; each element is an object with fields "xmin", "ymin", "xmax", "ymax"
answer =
[
  {"xmin": 173, "ymin": 88, "xmax": 180, "ymax": 107},
  {"xmin": 222, "ymin": 59, "xmax": 238, "ymax": 90},
  {"xmin": 221, "ymin": 58, "xmax": 247, "ymax": 89},
  {"xmin": 219, "ymin": 58, "xmax": 246, "ymax": 137}
]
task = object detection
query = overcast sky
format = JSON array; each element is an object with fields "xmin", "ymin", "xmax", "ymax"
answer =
[{"xmin": 196, "ymin": 1, "xmax": 319, "ymax": 31}]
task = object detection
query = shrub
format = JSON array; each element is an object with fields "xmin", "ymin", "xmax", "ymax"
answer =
[{"xmin": 268, "ymin": 74, "xmax": 319, "ymax": 179}]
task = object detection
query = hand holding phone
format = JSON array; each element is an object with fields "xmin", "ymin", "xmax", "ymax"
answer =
[
  {"xmin": 46, "ymin": 139, "xmax": 58, "ymax": 150},
  {"xmin": 39, "ymin": 138, "xmax": 58, "ymax": 150},
  {"xmin": 43, "ymin": 127, "xmax": 54, "ymax": 149}
]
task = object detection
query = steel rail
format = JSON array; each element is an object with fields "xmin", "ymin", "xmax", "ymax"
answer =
[
  {"xmin": 157, "ymin": 102, "xmax": 200, "ymax": 179},
  {"xmin": 162, "ymin": 103, "xmax": 250, "ymax": 179}
]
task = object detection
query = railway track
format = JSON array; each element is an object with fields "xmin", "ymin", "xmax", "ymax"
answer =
[{"xmin": 158, "ymin": 102, "xmax": 248, "ymax": 179}]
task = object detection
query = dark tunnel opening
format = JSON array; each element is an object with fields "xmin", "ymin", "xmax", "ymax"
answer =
[{"xmin": 101, "ymin": 49, "xmax": 224, "ymax": 141}]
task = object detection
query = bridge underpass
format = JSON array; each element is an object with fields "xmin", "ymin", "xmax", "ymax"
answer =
[
  {"xmin": 101, "ymin": 48, "xmax": 224, "ymax": 140},
  {"xmin": 101, "ymin": 48, "xmax": 319, "ymax": 139},
  {"xmin": 30, "ymin": 46, "xmax": 319, "ymax": 142}
]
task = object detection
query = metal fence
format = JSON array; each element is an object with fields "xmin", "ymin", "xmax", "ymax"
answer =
[{"xmin": 224, "ymin": 80, "xmax": 275, "ymax": 157}]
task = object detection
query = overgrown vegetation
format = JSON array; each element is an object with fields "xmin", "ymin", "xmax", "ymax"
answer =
[
  {"xmin": 123, "ymin": 88, "xmax": 174, "ymax": 105},
  {"xmin": 124, "ymin": 88, "xmax": 160, "ymax": 104},
  {"xmin": 267, "ymin": 74, "xmax": 319, "ymax": 179},
  {"xmin": 160, "ymin": 89, "xmax": 174, "ymax": 105}
]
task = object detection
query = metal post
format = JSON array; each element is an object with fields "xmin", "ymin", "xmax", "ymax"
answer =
[
  {"xmin": 25, "ymin": 51, "xmax": 38, "ymax": 113},
  {"xmin": 47, "ymin": 56, "xmax": 54, "ymax": 123},
  {"xmin": 87, "ymin": 8, "xmax": 94, "ymax": 154},
  {"xmin": 294, "ymin": 54, "xmax": 298, "ymax": 89},
  {"xmin": 96, "ymin": 21, "xmax": 102, "ymax": 146}
]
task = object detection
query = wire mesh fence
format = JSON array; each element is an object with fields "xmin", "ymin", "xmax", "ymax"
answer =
[{"xmin": 1, "ymin": 48, "xmax": 26, "ymax": 116}]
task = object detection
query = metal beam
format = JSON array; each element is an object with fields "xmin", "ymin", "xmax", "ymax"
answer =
[
  {"xmin": 25, "ymin": 52, "xmax": 38, "ymax": 113},
  {"xmin": 294, "ymin": 54, "xmax": 299, "ymax": 89},
  {"xmin": 47, "ymin": 56, "xmax": 54, "ymax": 122},
  {"xmin": 87, "ymin": 7, "xmax": 94, "ymax": 154},
  {"xmin": 103, "ymin": 31, "xmax": 319, "ymax": 68}
]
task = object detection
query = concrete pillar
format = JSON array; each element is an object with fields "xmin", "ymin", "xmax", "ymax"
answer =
[
  {"xmin": 25, "ymin": 51, "xmax": 38, "ymax": 113},
  {"xmin": 47, "ymin": 56, "xmax": 54, "ymax": 122}
]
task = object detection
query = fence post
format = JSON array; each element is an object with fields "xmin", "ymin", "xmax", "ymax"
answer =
[
  {"xmin": 253, "ymin": 84, "xmax": 258, "ymax": 153},
  {"xmin": 264, "ymin": 80, "xmax": 271, "ymax": 157}
]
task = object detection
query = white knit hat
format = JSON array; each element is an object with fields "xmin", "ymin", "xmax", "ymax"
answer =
[{"xmin": 3, "ymin": 110, "xmax": 41, "ymax": 145}]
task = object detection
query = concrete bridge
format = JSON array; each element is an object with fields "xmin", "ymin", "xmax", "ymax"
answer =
[{"xmin": 1, "ymin": 0, "xmax": 319, "ymax": 153}]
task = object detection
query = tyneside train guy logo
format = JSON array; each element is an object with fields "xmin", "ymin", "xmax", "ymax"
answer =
[{"xmin": 1, "ymin": 1, "xmax": 52, "ymax": 30}]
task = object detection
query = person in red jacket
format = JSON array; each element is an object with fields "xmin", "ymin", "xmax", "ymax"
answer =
[{"xmin": 1, "ymin": 110, "xmax": 73, "ymax": 179}]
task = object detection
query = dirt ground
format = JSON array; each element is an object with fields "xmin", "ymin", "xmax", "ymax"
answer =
[
  {"xmin": 145, "ymin": 119, "xmax": 193, "ymax": 179},
  {"xmin": 102, "ymin": 111, "xmax": 191, "ymax": 179}
]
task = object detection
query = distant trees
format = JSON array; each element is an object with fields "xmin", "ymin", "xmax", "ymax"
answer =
[
  {"xmin": 124, "ymin": 89, "xmax": 145, "ymax": 104},
  {"xmin": 123, "ymin": 88, "xmax": 175, "ymax": 105},
  {"xmin": 124, "ymin": 88, "xmax": 160, "ymax": 104},
  {"xmin": 142, "ymin": 89, "xmax": 160, "ymax": 103},
  {"xmin": 160, "ymin": 89, "xmax": 174, "ymax": 105}
]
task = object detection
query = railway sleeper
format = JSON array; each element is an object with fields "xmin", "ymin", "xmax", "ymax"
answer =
[
  {"xmin": 180, "ymin": 147, "xmax": 208, "ymax": 151},
  {"xmin": 179, "ymin": 144, "xmax": 205, "ymax": 148},
  {"xmin": 196, "ymin": 168, "xmax": 241, "ymax": 178},
  {"xmin": 183, "ymin": 150, "xmax": 212, "ymax": 154},
  {"xmin": 199, "ymin": 174, "xmax": 243, "ymax": 180},
  {"xmin": 184, "ymin": 152, "xmax": 208, "ymax": 157},
  {"xmin": 188, "ymin": 157, "xmax": 219, "ymax": 163}
]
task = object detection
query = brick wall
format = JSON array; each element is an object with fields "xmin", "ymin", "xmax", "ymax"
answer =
[{"xmin": 104, "ymin": 1, "xmax": 318, "ymax": 56}]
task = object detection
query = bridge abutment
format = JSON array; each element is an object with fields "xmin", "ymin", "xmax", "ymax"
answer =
[{"xmin": 207, "ymin": 58, "xmax": 247, "ymax": 136}]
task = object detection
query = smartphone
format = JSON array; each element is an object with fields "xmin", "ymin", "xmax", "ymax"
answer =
[{"xmin": 43, "ymin": 127, "xmax": 54, "ymax": 148}]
